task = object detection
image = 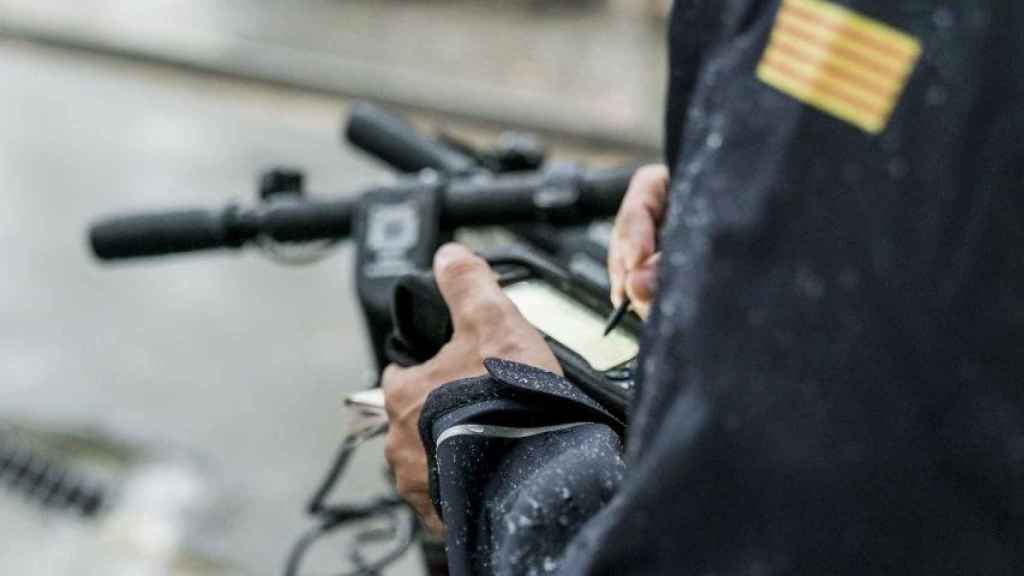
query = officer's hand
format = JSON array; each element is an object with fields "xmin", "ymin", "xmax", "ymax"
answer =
[
  {"xmin": 607, "ymin": 164, "xmax": 669, "ymax": 320},
  {"xmin": 381, "ymin": 243, "xmax": 562, "ymax": 535}
]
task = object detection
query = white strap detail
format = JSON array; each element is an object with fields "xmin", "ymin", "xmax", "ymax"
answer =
[{"xmin": 435, "ymin": 422, "xmax": 593, "ymax": 448}]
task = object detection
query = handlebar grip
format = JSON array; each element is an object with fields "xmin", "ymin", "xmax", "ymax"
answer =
[
  {"xmin": 259, "ymin": 199, "xmax": 354, "ymax": 242},
  {"xmin": 344, "ymin": 102, "xmax": 475, "ymax": 175},
  {"xmin": 89, "ymin": 209, "xmax": 231, "ymax": 260},
  {"xmin": 579, "ymin": 166, "xmax": 637, "ymax": 215},
  {"xmin": 442, "ymin": 166, "xmax": 636, "ymax": 227}
]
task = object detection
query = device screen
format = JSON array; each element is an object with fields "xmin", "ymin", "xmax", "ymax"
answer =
[{"xmin": 503, "ymin": 280, "xmax": 639, "ymax": 372}]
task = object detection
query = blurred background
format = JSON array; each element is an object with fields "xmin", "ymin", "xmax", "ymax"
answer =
[{"xmin": 0, "ymin": 1, "xmax": 667, "ymax": 574}]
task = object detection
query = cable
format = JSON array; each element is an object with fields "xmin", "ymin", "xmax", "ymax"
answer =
[
  {"xmin": 284, "ymin": 423, "xmax": 418, "ymax": 576},
  {"xmin": 284, "ymin": 506, "xmax": 417, "ymax": 576}
]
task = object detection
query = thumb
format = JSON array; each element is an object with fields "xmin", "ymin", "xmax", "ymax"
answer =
[{"xmin": 433, "ymin": 243, "xmax": 511, "ymax": 334}]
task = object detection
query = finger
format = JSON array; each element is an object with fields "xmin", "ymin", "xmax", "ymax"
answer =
[
  {"xmin": 615, "ymin": 207, "xmax": 658, "ymax": 272},
  {"xmin": 607, "ymin": 238, "xmax": 626, "ymax": 308},
  {"xmin": 626, "ymin": 252, "xmax": 660, "ymax": 305},
  {"xmin": 609, "ymin": 165, "xmax": 669, "ymax": 300},
  {"xmin": 433, "ymin": 243, "xmax": 516, "ymax": 334},
  {"xmin": 631, "ymin": 299, "xmax": 651, "ymax": 321},
  {"xmin": 415, "ymin": 501, "xmax": 447, "ymax": 537},
  {"xmin": 381, "ymin": 364, "xmax": 413, "ymax": 419},
  {"xmin": 625, "ymin": 164, "xmax": 670, "ymax": 222},
  {"xmin": 615, "ymin": 165, "xmax": 669, "ymax": 269},
  {"xmin": 381, "ymin": 363, "xmax": 406, "ymax": 391}
]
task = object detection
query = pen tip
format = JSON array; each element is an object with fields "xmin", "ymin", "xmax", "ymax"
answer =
[{"xmin": 603, "ymin": 299, "xmax": 630, "ymax": 337}]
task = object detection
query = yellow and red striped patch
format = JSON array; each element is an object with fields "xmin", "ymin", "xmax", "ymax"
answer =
[{"xmin": 757, "ymin": 0, "xmax": 922, "ymax": 134}]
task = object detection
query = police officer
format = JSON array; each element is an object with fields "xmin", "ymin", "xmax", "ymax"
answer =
[{"xmin": 384, "ymin": 0, "xmax": 1024, "ymax": 573}]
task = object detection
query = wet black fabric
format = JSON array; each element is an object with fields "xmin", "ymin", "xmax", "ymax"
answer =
[
  {"xmin": 421, "ymin": 1, "xmax": 1024, "ymax": 574},
  {"xmin": 420, "ymin": 359, "xmax": 625, "ymax": 575}
]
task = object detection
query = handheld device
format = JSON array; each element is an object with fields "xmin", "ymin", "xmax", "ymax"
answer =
[{"xmin": 388, "ymin": 247, "xmax": 640, "ymax": 418}]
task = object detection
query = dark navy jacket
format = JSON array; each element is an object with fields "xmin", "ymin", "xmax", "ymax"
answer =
[{"xmin": 421, "ymin": 1, "xmax": 1024, "ymax": 573}]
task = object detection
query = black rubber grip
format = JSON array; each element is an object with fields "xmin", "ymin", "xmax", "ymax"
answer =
[
  {"xmin": 89, "ymin": 209, "xmax": 230, "ymax": 260},
  {"xmin": 442, "ymin": 166, "xmax": 635, "ymax": 227},
  {"xmin": 259, "ymin": 199, "xmax": 354, "ymax": 243},
  {"xmin": 579, "ymin": 166, "xmax": 637, "ymax": 215},
  {"xmin": 442, "ymin": 172, "xmax": 545, "ymax": 226},
  {"xmin": 345, "ymin": 102, "xmax": 475, "ymax": 175}
]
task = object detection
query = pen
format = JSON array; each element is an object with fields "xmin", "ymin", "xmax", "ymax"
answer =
[{"xmin": 603, "ymin": 297, "xmax": 631, "ymax": 337}]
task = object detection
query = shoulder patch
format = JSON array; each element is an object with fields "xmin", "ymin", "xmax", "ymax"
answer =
[{"xmin": 756, "ymin": 0, "xmax": 922, "ymax": 134}]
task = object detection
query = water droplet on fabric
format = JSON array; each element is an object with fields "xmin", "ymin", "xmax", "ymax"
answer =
[
  {"xmin": 794, "ymin": 266, "xmax": 826, "ymax": 300},
  {"xmin": 926, "ymin": 85, "xmax": 949, "ymax": 106},
  {"xmin": 669, "ymin": 249, "xmax": 691, "ymax": 268},
  {"xmin": 932, "ymin": 7, "xmax": 955, "ymax": 29},
  {"xmin": 887, "ymin": 157, "xmax": 909, "ymax": 180},
  {"xmin": 643, "ymin": 356, "xmax": 659, "ymax": 383},
  {"xmin": 683, "ymin": 196, "xmax": 711, "ymax": 228},
  {"xmin": 660, "ymin": 298, "xmax": 678, "ymax": 318}
]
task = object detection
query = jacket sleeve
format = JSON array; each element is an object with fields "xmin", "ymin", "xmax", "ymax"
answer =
[{"xmin": 418, "ymin": 358, "xmax": 626, "ymax": 576}]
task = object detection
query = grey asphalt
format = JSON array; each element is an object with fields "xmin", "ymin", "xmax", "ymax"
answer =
[
  {"xmin": 0, "ymin": 38, "xmax": 408, "ymax": 574},
  {"xmin": 0, "ymin": 34, "xmax": 642, "ymax": 574}
]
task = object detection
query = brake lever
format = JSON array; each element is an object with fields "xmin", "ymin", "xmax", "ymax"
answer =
[{"xmin": 343, "ymin": 389, "xmax": 388, "ymax": 441}]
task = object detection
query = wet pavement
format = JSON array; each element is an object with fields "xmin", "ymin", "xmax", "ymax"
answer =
[
  {"xmin": 0, "ymin": 32, "xmax": 642, "ymax": 573},
  {"xmin": 0, "ymin": 4, "xmax": 661, "ymax": 572},
  {"xmin": 0, "ymin": 38, "xmax": 402, "ymax": 574}
]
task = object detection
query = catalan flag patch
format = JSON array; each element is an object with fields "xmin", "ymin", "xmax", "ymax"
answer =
[{"xmin": 757, "ymin": 0, "xmax": 922, "ymax": 134}]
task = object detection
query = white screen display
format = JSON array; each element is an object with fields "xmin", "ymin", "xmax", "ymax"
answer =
[{"xmin": 503, "ymin": 280, "xmax": 639, "ymax": 371}]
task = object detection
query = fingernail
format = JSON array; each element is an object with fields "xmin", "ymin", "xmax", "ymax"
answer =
[
  {"xmin": 643, "ymin": 252, "xmax": 662, "ymax": 268},
  {"xmin": 624, "ymin": 237, "xmax": 652, "ymax": 270},
  {"xmin": 609, "ymin": 276, "xmax": 623, "ymax": 308},
  {"xmin": 434, "ymin": 242, "xmax": 468, "ymax": 270}
]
